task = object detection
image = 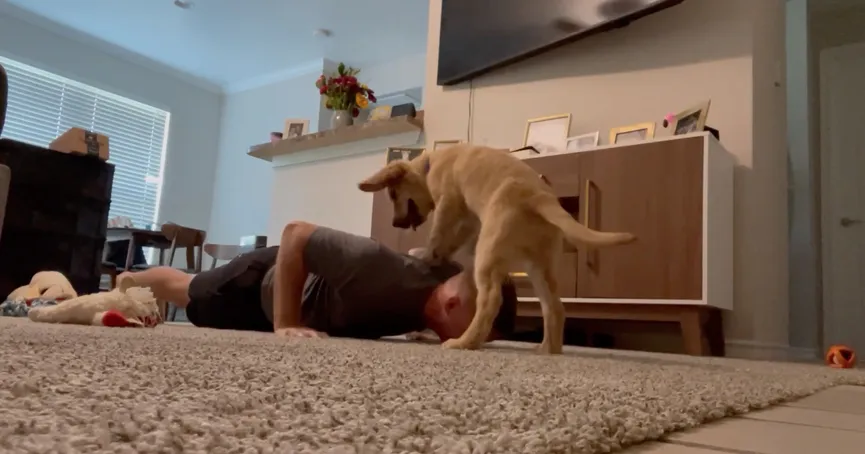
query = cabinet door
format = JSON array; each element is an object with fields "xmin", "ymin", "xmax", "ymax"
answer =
[
  {"xmin": 370, "ymin": 191, "xmax": 400, "ymax": 250},
  {"xmin": 523, "ymin": 154, "xmax": 581, "ymax": 197},
  {"xmin": 577, "ymin": 138, "xmax": 704, "ymax": 300}
]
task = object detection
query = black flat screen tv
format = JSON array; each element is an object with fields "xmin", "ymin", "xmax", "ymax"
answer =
[{"xmin": 437, "ymin": 0, "xmax": 687, "ymax": 86}]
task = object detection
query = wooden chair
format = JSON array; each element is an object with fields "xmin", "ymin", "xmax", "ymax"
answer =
[
  {"xmin": 101, "ymin": 263, "xmax": 118, "ymax": 290},
  {"xmin": 203, "ymin": 244, "xmax": 254, "ymax": 270},
  {"xmin": 137, "ymin": 223, "xmax": 205, "ymax": 321},
  {"xmin": 158, "ymin": 222, "xmax": 206, "ymax": 273}
]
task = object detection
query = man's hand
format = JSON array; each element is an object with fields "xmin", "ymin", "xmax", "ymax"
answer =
[{"xmin": 275, "ymin": 327, "xmax": 328, "ymax": 338}]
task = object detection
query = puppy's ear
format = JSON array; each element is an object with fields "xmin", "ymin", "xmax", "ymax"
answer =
[{"xmin": 358, "ymin": 162, "xmax": 408, "ymax": 192}]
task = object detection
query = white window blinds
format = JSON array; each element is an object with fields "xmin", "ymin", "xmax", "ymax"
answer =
[{"xmin": 0, "ymin": 56, "xmax": 170, "ymax": 229}]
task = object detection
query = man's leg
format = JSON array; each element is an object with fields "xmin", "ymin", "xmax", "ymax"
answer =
[{"xmin": 118, "ymin": 267, "xmax": 193, "ymax": 307}]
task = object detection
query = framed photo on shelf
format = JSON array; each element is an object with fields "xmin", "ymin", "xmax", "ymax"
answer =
[
  {"xmin": 565, "ymin": 131, "xmax": 600, "ymax": 152},
  {"xmin": 432, "ymin": 139, "xmax": 461, "ymax": 151},
  {"xmin": 671, "ymin": 100, "xmax": 711, "ymax": 136},
  {"xmin": 523, "ymin": 113, "xmax": 571, "ymax": 152},
  {"xmin": 385, "ymin": 146, "xmax": 425, "ymax": 164},
  {"xmin": 368, "ymin": 105, "xmax": 392, "ymax": 122},
  {"xmin": 609, "ymin": 122, "xmax": 656, "ymax": 145},
  {"xmin": 283, "ymin": 119, "xmax": 310, "ymax": 139}
]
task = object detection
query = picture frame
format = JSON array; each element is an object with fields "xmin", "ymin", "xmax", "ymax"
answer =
[
  {"xmin": 385, "ymin": 146, "xmax": 425, "ymax": 164},
  {"xmin": 609, "ymin": 122, "xmax": 656, "ymax": 145},
  {"xmin": 671, "ymin": 100, "xmax": 711, "ymax": 136},
  {"xmin": 368, "ymin": 105, "xmax": 392, "ymax": 122},
  {"xmin": 432, "ymin": 139, "xmax": 461, "ymax": 151},
  {"xmin": 565, "ymin": 131, "xmax": 600, "ymax": 152},
  {"xmin": 283, "ymin": 119, "xmax": 310, "ymax": 139},
  {"xmin": 523, "ymin": 113, "xmax": 571, "ymax": 152}
]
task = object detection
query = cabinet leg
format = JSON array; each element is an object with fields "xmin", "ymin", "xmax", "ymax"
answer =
[
  {"xmin": 680, "ymin": 308, "xmax": 710, "ymax": 356},
  {"xmin": 705, "ymin": 308, "xmax": 726, "ymax": 356}
]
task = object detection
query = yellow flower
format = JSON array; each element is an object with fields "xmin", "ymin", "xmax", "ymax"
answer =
[
  {"xmin": 361, "ymin": 83, "xmax": 368, "ymax": 90},
  {"xmin": 356, "ymin": 93, "xmax": 369, "ymax": 108}
]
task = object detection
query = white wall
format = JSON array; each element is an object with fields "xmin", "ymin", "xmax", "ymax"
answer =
[
  {"xmin": 207, "ymin": 63, "xmax": 326, "ymax": 243},
  {"xmin": 362, "ymin": 53, "xmax": 427, "ymax": 98},
  {"xmin": 0, "ymin": 14, "xmax": 222, "ymax": 232},
  {"xmin": 208, "ymin": 54, "xmax": 427, "ymax": 243}
]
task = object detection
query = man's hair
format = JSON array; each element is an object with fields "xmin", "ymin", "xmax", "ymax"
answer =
[{"xmin": 457, "ymin": 270, "xmax": 518, "ymax": 339}]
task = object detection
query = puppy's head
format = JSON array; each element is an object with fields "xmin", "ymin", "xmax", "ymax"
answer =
[{"xmin": 358, "ymin": 160, "xmax": 434, "ymax": 230}]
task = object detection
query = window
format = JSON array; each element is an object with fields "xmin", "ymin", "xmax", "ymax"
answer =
[{"xmin": 0, "ymin": 56, "xmax": 170, "ymax": 228}]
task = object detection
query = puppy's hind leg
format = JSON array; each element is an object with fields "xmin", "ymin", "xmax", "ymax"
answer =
[{"xmin": 527, "ymin": 257, "xmax": 565, "ymax": 355}]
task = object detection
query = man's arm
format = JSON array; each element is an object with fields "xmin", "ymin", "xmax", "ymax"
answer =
[{"xmin": 272, "ymin": 221, "xmax": 317, "ymax": 331}]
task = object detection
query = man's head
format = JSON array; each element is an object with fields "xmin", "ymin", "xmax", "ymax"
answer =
[{"xmin": 424, "ymin": 269, "xmax": 518, "ymax": 342}]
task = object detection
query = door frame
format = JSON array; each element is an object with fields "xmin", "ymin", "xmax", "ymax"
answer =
[{"xmin": 819, "ymin": 41, "xmax": 865, "ymax": 352}]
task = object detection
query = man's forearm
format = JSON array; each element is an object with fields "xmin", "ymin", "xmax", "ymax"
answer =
[{"xmin": 272, "ymin": 222, "xmax": 315, "ymax": 330}]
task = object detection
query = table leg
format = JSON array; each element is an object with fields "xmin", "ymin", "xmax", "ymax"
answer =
[
  {"xmin": 124, "ymin": 236, "xmax": 136, "ymax": 271},
  {"xmin": 159, "ymin": 248, "xmax": 165, "ymax": 266}
]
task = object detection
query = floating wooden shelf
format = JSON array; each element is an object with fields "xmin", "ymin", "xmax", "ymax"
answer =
[{"xmin": 248, "ymin": 111, "xmax": 425, "ymax": 162}]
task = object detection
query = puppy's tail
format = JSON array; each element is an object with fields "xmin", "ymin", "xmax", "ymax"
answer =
[{"xmin": 533, "ymin": 196, "xmax": 637, "ymax": 248}]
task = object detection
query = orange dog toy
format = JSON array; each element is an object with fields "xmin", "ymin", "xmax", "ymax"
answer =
[{"xmin": 825, "ymin": 345, "xmax": 857, "ymax": 369}]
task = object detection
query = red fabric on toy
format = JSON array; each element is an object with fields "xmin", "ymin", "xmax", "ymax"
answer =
[{"xmin": 101, "ymin": 310, "xmax": 139, "ymax": 328}]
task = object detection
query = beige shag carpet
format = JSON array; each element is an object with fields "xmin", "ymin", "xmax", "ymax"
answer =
[{"xmin": 1, "ymin": 318, "xmax": 864, "ymax": 454}]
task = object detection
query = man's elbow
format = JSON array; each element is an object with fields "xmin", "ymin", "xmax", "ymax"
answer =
[{"xmin": 280, "ymin": 221, "xmax": 317, "ymax": 251}]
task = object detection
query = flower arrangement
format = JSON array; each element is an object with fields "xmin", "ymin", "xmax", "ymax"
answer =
[{"xmin": 315, "ymin": 62, "xmax": 377, "ymax": 118}]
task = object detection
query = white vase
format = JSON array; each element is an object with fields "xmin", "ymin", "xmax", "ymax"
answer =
[{"xmin": 331, "ymin": 110, "xmax": 353, "ymax": 129}]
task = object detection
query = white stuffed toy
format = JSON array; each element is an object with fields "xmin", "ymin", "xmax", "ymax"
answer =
[
  {"xmin": 27, "ymin": 275, "xmax": 162, "ymax": 328},
  {"xmin": 7, "ymin": 271, "xmax": 78, "ymax": 301}
]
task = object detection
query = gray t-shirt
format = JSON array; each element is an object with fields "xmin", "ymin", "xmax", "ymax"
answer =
[{"xmin": 260, "ymin": 227, "xmax": 461, "ymax": 338}]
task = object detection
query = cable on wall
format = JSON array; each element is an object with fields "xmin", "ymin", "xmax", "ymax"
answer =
[{"xmin": 466, "ymin": 78, "xmax": 474, "ymax": 143}]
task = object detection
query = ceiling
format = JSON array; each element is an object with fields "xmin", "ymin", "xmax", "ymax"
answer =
[{"xmin": 0, "ymin": 0, "xmax": 429, "ymax": 92}]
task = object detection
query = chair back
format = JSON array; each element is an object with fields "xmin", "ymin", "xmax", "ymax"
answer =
[
  {"xmin": 203, "ymin": 243, "xmax": 255, "ymax": 270},
  {"xmin": 161, "ymin": 222, "xmax": 206, "ymax": 272}
]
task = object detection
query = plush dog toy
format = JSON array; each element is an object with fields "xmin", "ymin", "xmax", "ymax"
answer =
[
  {"xmin": 7, "ymin": 271, "xmax": 78, "ymax": 301},
  {"xmin": 27, "ymin": 275, "xmax": 161, "ymax": 327}
]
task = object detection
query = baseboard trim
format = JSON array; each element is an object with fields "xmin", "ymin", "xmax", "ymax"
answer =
[{"xmin": 725, "ymin": 339, "xmax": 819, "ymax": 362}]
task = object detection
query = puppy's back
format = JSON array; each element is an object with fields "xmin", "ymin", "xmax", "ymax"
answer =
[{"xmin": 432, "ymin": 145, "xmax": 551, "ymax": 200}]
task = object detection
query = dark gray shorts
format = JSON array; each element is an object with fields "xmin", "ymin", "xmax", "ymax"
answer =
[{"xmin": 186, "ymin": 246, "xmax": 277, "ymax": 331}]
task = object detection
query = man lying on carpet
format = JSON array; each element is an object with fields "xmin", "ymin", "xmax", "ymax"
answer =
[{"xmin": 119, "ymin": 221, "xmax": 517, "ymax": 342}]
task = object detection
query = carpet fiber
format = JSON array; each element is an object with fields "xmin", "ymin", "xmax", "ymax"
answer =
[{"xmin": 1, "ymin": 318, "xmax": 864, "ymax": 454}]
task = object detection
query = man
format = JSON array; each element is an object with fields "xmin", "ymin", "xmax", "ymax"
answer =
[{"xmin": 120, "ymin": 221, "xmax": 518, "ymax": 342}]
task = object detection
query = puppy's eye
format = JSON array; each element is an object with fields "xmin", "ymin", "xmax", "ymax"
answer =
[{"xmin": 387, "ymin": 188, "xmax": 397, "ymax": 200}]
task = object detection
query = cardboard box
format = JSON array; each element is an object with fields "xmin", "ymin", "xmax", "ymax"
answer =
[{"xmin": 49, "ymin": 127, "xmax": 110, "ymax": 161}]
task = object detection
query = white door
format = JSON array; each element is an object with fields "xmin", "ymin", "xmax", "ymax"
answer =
[{"xmin": 821, "ymin": 42, "xmax": 865, "ymax": 354}]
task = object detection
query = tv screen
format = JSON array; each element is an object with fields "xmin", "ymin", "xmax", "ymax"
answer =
[{"xmin": 437, "ymin": 0, "xmax": 687, "ymax": 86}]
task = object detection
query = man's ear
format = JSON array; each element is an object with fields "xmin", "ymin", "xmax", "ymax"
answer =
[
  {"xmin": 358, "ymin": 162, "xmax": 408, "ymax": 192},
  {"xmin": 444, "ymin": 295, "xmax": 461, "ymax": 313}
]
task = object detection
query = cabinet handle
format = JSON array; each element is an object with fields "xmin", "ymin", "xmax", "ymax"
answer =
[
  {"xmin": 583, "ymin": 179, "xmax": 592, "ymax": 228},
  {"xmin": 584, "ymin": 179, "xmax": 598, "ymax": 270}
]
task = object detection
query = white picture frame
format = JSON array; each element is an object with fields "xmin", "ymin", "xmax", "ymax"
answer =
[
  {"xmin": 283, "ymin": 119, "xmax": 310, "ymax": 139},
  {"xmin": 565, "ymin": 131, "xmax": 600, "ymax": 152},
  {"xmin": 432, "ymin": 139, "xmax": 461, "ymax": 151},
  {"xmin": 523, "ymin": 114, "xmax": 571, "ymax": 153},
  {"xmin": 609, "ymin": 122, "xmax": 656, "ymax": 145},
  {"xmin": 385, "ymin": 147, "xmax": 425, "ymax": 164}
]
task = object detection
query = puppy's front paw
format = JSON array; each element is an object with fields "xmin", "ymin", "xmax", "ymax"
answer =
[
  {"xmin": 536, "ymin": 341, "xmax": 564, "ymax": 355},
  {"xmin": 420, "ymin": 249, "xmax": 449, "ymax": 267},
  {"xmin": 442, "ymin": 337, "xmax": 481, "ymax": 351}
]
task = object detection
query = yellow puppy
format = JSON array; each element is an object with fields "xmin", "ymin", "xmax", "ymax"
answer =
[{"xmin": 359, "ymin": 144, "xmax": 636, "ymax": 354}]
